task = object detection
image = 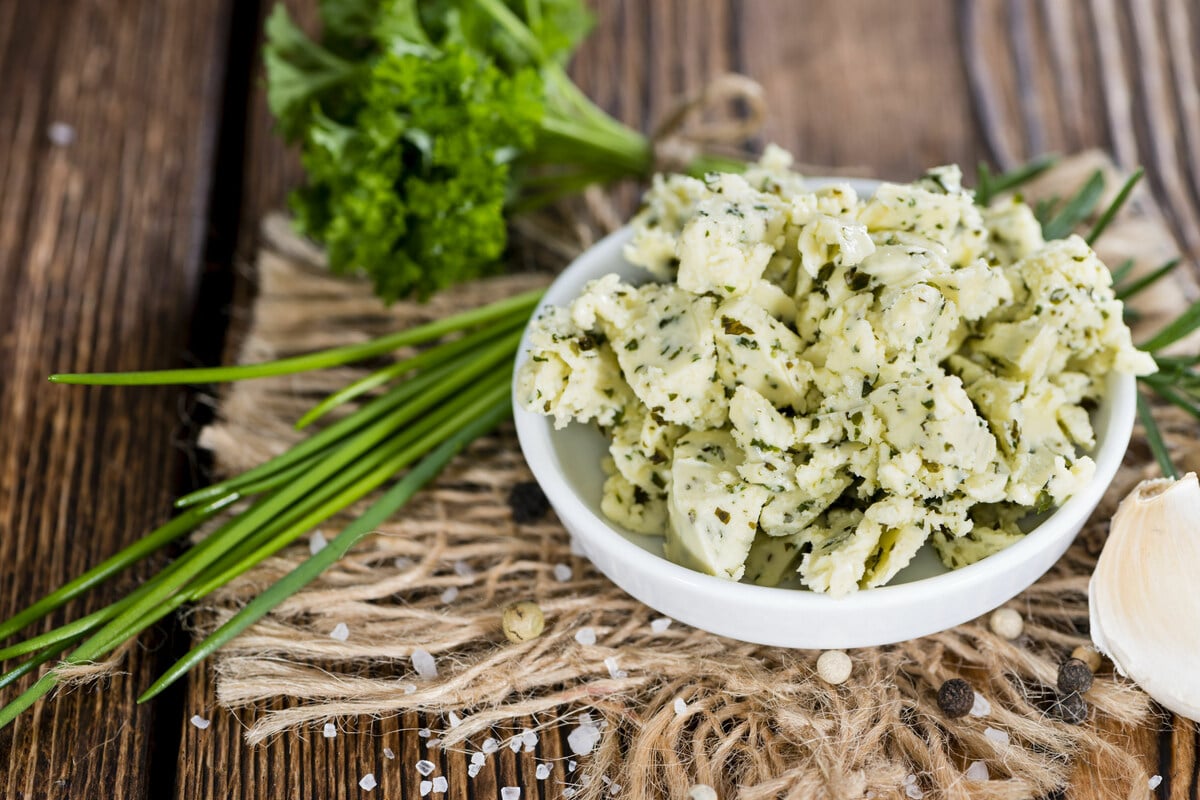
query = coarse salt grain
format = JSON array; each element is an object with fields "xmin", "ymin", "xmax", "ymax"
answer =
[
  {"xmin": 501, "ymin": 787, "xmax": 522, "ymax": 800},
  {"xmin": 308, "ymin": 531, "xmax": 327, "ymax": 554},
  {"xmin": 411, "ymin": 648, "xmax": 438, "ymax": 679},
  {"xmin": 553, "ymin": 563, "xmax": 573, "ymax": 582},
  {"xmin": 416, "ymin": 759, "xmax": 436, "ymax": 776},
  {"xmin": 578, "ymin": 711, "xmax": 594, "ymax": 725},
  {"xmin": 330, "ymin": 622, "xmax": 350, "ymax": 642},
  {"xmin": 604, "ymin": 656, "xmax": 627, "ymax": 679},
  {"xmin": 535, "ymin": 763, "xmax": 551, "ymax": 780},
  {"xmin": 969, "ymin": 692, "xmax": 991, "ymax": 717},
  {"xmin": 448, "ymin": 711, "xmax": 462, "ymax": 728},
  {"xmin": 905, "ymin": 783, "xmax": 924, "ymax": 799},
  {"xmin": 610, "ymin": 783, "xmax": 622, "ymax": 795},
  {"xmin": 432, "ymin": 776, "xmax": 448, "ymax": 793},
  {"xmin": 323, "ymin": 723, "xmax": 337, "ymax": 738},
  {"xmin": 427, "ymin": 738, "xmax": 441, "ymax": 749},
  {"xmin": 190, "ymin": 715, "xmax": 210, "ymax": 730},
  {"xmin": 563, "ymin": 789, "xmax": 576, "ymax": 799},
  {"xmin": 568, "ymin": 760, "xmax": 577, "ymax": 772},
  {"xmin": 673, "ymin": 698, "xmax": 687, "ymax": 716},
  {"xmin": 521, "ymin": 728, "xmax": 538, "ymax": 751},
  {"xmin": 567, "ymin": 723, "xmax": 601, "ymax": 755},
  {"xmin": 453, "ymin": 559, "xmax": 474, "ymax": 577},
  {"xmin": 418, "ymin": 728, "xmax": 431, "ymax": 738},
  {"xmin": 468, "ymin": 763, "xmax": 483, "ymax": 778},
  {"xmin": 1149, "ymin": 775, "xmax": 1163, "ymax": 790},
  {"xmin": 383, "ymin": 748, "xmax": 395, "ymax": 760},
  {"xmin": 394, "ymin": 557, "xmax": 414, "ymax": 570},
  {"xmin": 965, "ymin": 761, "xmax": 989, "ymax": 781},
  {"xmin": 650, "ymin": 617, "xmax": 672, "ymax": 633},
  {"xmin": 47, "ymin": 122, "xmax": 76, "ymax": 146},
  {"xmin": 983, "ymin": 727, "xmax": 1010, "ymax": 747},
  {"xmin": 904, "ymin": 774, "xmax": 916, "ymax": 785},
  {"xmin": 469, "ymin": 750, "xmax": 486, "ymax": 766},
  {"xmin": 420, "ymin": 780, "xmax": 433, "ymax": 797},
  {"xmin": 359, "ymin": 773, "xmax": 377, "ymax": 791},
  {"xmin": 688, "ymin": 784, "xmax": 718, "ymax": 800},
  {"xmin": 509, "ymin": 737, "xmax": 522, "ymax": 753},
  {"xmin": 482, "ymin": 737, "xmax": 499, "ymax": 754},
  {"xmin": 402, "ymin": 683, "xmax": 417, "ymax": 695},
  {"xmin": 574, "ymin": 627, "xmax": 597, "ymax": 646},
  {"xmin": 441, "ymin": 587, "xmax": 459, "ymax": 603}
]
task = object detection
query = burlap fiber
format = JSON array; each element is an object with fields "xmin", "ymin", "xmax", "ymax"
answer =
[{"xmin": 196, "ymin": 153, "xmax": 1199, "ymax": 799}]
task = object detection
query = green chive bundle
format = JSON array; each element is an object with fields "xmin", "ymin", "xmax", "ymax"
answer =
[{"xmin": 0, "ymin": 288, "xmax": 542, "ymax": 726}]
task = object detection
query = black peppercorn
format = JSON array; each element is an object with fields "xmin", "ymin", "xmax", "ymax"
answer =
[
  {"xmin": 1057, "ymin": 658, "xmax": 1094, "ymax": 695},
  {"xmin": 1051, "ymin": 692, "xmax": 1088, "ymax": 725},
  {"xmin": 937, "ymin": 678, "xmax": 974, "ymax": 718},
  {"xmin": 508, "ymin": 481, "xmax": 549, "ymax": 523}
]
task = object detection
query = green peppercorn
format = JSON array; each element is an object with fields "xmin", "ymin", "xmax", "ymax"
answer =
[
  {"xmin": 1057, "ymin": 658, "xmax": 1094, "ymax": 694},
  {"xmin": 937, "ymin": 678, "xmax": 974, "ymax": 718}
]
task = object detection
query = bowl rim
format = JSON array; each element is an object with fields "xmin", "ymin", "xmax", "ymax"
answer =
[{"xmin": 512, "ymin": 179, "xmax": 1136, "ymax": 613}]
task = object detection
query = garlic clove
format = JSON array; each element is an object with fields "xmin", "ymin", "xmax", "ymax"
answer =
[{"xmin": 1089, "ymin": 472, "xmax": 1200, "ymax": 722}]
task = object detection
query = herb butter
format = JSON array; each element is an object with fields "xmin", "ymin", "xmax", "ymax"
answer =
[{"xmin": 517, "ymin": 147, "xmax": 1155, "ymax": 595}]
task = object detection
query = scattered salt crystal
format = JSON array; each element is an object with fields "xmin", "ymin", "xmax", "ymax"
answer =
[
  {"xmin": 426, "ymin": 738, "xmax": 441, "ymax": 749},
  {"xmin": 441, "ymin": 587, "xmax": 459, "ymax": 603},
  {"xmin": 574, "ymin": 627, "xmax": 597, "ymax": 646},
  {"xmin": 865, "ymin": 793, "xmax": 877, "ymax": 799},
  {"xmin": 432, "ymin": 776, "xmax": 447, "ymax": 793},
  {"xmin": 650, "ymin": 617, "xmax": 672, "ymax": 633},
  {"xmin": 688, "ymin": 785, "xmax": 718, "ymax": 800},
  {"xmin": 309, "ymin": 530, "xmax": 327, "ymax": 554},
  {"xmin": 905, "ymin": 783, "xmax": 924, "ymax": 799},
  {"xmin": 563, "ymin": 789, "xmax": 576, "ymax": 799},
  {"xmin": 567, "ymin": 723, "xmax": 602, "ymax": 755},
  {"xmin": 411, "ymin": 648, "xmax": 438, "ymax": 679},
  {"xmin": 983, "ymin": 727, "xmax": 1010, "ymax": 747},
  {"xmin": 394, "ymin": 557, "xmax": 414, "ymax": 569},
  {"xmin": 521, "ymin": 728, "xmax": 538, "ymax": 751},
  {"xmin": 553, "ymin": 563, "xmax": 573, "ymax": 582},
  {"xmin": 578, "ymin": 712, "xmax": 594, "ymax": 726},
  {"xmin": 448, "ymin": 711, "xmax": 463, "ymax": 728},
  {"xmin": 482, "ymin": 737, "xmax": 499, "ymax": 754},
  {"xmin": 969, "ymin": 692, "xmax": 991, "ymax": 718},
  {"xmin": 468, "ymin": 763, "xmax": 483, "ymax": 778},
  {"xmin": 359, "ymin": 773, "xmax": 377, "ymax": 791},
  {"xmin": 602, "ymin": 776, "xmax": 612, "ymax": 786},
  {"xmin": 673, "ymin": 698, "xmax": 687, "ymax": 716},
  {"xmin": 418, "ymin": 728, "xmax": 431, "ymax": 738},
  {"xmin": 330, "ymin": 622, "xmax": 350, "ymax": 642},
  {"xmin": 610, "ymin": 784, "xmax": 621, "ymax": 795},
  {"xmin": 501, "ymin": 787, "xmax": 522, "ymax": 800},
  {"xmin": 402, "ymin": 683, "xmax": 417, "ymax": 695},
  {"xmin": 190, "ymin": 715, "xmax": 210, "ymax": 730},
  {"xmin": 469, "ymin": 751, "xmax": 486, "ymax": 766},
  {"xmin": 453, "ymin": 560, "xmax": 474, "ymax": 577},
  {"xmin": 416, "ymin": 760, "xmax": 436, "ymax": 776},
  {"xmin": 323, "ymin": 723, "xmax": 337, "ymax": 738},
  {"xmin": 568, "ymin": 760, "xmax": 577, "ymax": 772},
  {"xmin": 419, "ymin": 780, "xmax": 433, "ymax": 797},
  {"xmin": 509, "ymin": 737, "xmax": 522, "ymax": 753},
  {"xmin": 47, "ymin": 122, "xmax": 76, "ymax": 146},
  {"xmin": 965, "ymin": 761, "xmax": 989, "ymax": 781},
  {"xmin": 1149, "ymin": 775, "xmax": 1163, "ymax": 790},
  {"xmin": 535, "ymin": 763, "xmax": 551, "ymax": 780},
  {"xmin": 604, "ymin": 656, "xmax": 627, "ymax": 679},
  {"xmin": 383, "ymin": 747, "xmax": 395, "ymax": 760},
  {"xmin": 904, "ymin": 774, "xmax": 917, "ymax": 785}
]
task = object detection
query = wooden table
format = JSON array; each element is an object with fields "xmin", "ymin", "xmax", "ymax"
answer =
[{"xmin": 1, "ymin": 1, "xmax": 1197, "ymax": 797}]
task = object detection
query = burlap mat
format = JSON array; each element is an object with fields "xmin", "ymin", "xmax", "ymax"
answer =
[{"xmin": 198, "ymin": 153, "xmax": 1199, "ymax": 799}]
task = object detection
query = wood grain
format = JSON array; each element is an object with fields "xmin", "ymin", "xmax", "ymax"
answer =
[
  {"xmin": 0, "ymin": 0, "xmax": 233, "ymax": 797},
  {"xmin": 1, "ymin": 0, "xmax": 1197, "ymax": 797}
]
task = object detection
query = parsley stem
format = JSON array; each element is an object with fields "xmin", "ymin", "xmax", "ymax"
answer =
[
  {"xmin": 139, "ymin": 387, "xmax": 513, "ymax": 703},
  {"xmin": 48, "ymin": 288, "xmax": 542, "ymax": 386}
]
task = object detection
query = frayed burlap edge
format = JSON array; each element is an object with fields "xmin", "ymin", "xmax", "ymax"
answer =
[{"xmin": 193, "ymin": 153, "xmax": 1198, "ymax": 800}]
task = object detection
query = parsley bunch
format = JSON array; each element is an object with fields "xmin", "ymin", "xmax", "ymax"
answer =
[{"xmin": 267, "ymin": 0, "xmax": 709, "ymax": 300}]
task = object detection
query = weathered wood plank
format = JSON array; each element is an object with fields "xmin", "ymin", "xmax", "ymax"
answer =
[{"xmin": 0, "ymin": 0, "xmax": 234, "ymax": 796}]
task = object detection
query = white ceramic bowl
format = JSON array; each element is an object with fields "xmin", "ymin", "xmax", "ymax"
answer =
[{"xmin": 513, "ymin": 178, "xmax": 1135, "ymax": 649}]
